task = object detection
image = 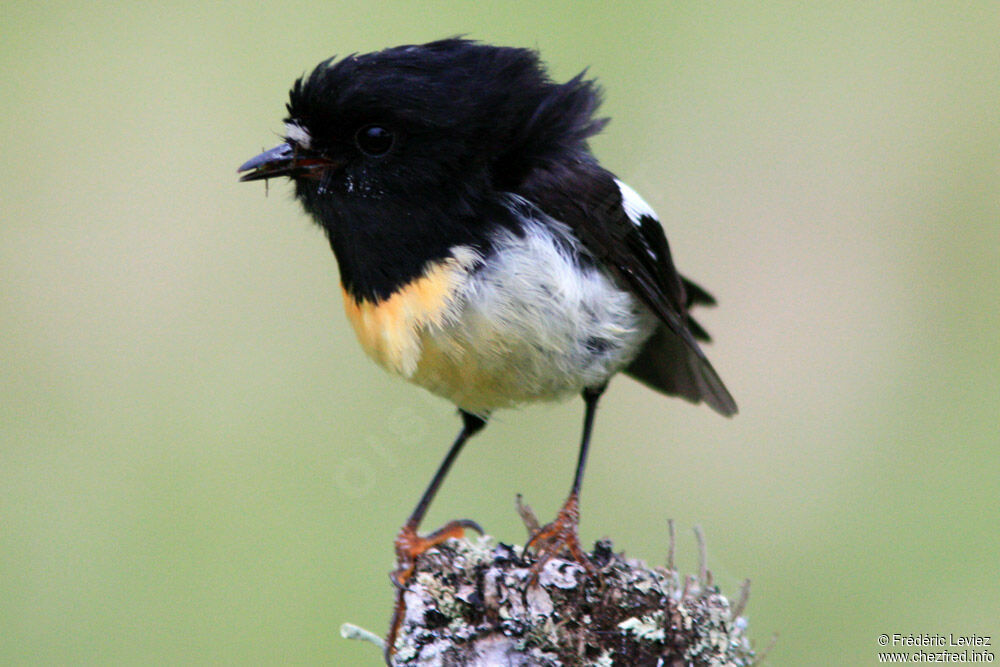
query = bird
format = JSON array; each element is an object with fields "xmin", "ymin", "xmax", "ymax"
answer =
[{"xmin": 238, "ymin": 38, "xmax": 737, "ymax": 660}]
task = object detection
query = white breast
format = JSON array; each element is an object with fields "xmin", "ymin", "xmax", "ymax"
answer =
[{"xmin": 410, "ymin": 210, "xmax": 658, "ymax": 413}]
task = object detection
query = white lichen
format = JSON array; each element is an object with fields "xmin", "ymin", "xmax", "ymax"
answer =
[
  {"xmin": 618, "ymin": 611, "xmax": 667, "ymax": 642},
  {"xmin": 363, "ymin": 522, "xmax": 755, "ymax": 667}
]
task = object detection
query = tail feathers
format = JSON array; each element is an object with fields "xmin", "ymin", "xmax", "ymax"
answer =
[
  {"xmin": 625, "ymin": 325, "xmax": 738, "ymax": 417},
  {"xmin": 680, "ymin": 276, "xmax": 717, "ymax": 308},
  {"xmin": 686, "ymin": 315, "xmax": 711, "ymax": 343},
  {"xmin": 680, "ymin": 276, "xmax": 715, "ymax": 342}
]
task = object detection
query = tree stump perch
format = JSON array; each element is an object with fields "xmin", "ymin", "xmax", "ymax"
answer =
[{"xmin": 345, "ymin": 504, "xmax": 757, "ymax": 666}]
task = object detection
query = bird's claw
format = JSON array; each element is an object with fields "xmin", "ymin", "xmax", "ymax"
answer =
[
  {"xmin": 525, "ymin": 493, "xmax": 597, "ymax": 583},
  {"xmin": 385, "ymin": 518, "xmax": 483, "ymax": 662},
  {"xmin": 390, "ymin": 518, "xmax": 482, "ymax": 587}
]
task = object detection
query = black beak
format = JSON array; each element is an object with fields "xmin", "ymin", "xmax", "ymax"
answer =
[{"xmin": 237, "ymin": 143, "xmax": 340, "ymax": 182}]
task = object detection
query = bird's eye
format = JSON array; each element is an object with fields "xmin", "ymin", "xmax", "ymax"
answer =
[{"xmin": 354, "ymin": 125, "xmax": 394, "ymax": 157}]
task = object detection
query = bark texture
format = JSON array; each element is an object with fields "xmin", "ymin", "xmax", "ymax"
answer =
[{"xmin": 385, "ymin": 520, "xmax": 754, "ymax": 667}]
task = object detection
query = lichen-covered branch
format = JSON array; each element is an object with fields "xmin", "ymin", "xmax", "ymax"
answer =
[{"xmin": 345, "ymin": 506, "xmax": 756, "ymax": 666}]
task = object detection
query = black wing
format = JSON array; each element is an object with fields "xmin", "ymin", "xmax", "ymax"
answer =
[{"xmin": 515, "ymin": 160, "xmax": 737, "ymax": 416}]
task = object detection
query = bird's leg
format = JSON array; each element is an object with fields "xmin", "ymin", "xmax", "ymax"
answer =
[
  {"xmin": 385, "ymin": 410, "xmax": 486, "ymax": 663},
  {"xmin": 525, "ymin": 384, "xmax": 606, "ymax": 580}
]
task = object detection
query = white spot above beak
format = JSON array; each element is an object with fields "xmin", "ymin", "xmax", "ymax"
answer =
[{"xmin": 285, "ymin": 122, "xmax": 311, "ymax": 149}]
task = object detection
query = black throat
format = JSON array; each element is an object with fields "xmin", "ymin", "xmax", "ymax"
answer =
[{"xmin": 297, "ymin": 186, "xmax": 521, "ymax": 303}]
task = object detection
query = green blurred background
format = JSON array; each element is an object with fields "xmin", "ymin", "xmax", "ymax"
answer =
[{"xmin": 3, "ymin": 2, "xmax": 998, "ymax": 664}]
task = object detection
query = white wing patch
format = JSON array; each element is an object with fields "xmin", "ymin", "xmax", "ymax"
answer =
[
  {"xmin": 615, "ymin": 179, "xmax": 658, "ymax": 227},
  {"xmin": 285, "ymin": 122, "xmax": 311, "ymax": 149}
]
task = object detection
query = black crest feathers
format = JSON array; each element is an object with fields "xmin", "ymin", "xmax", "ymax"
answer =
[{"xmin": 286, "ymin": 38, "xmax": 607, "ymax": 189}]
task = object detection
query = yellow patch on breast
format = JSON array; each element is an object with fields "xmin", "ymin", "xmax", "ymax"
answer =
[{"xmin": 341, "ymin": 250, "xmax": 477, "ymax": 378}]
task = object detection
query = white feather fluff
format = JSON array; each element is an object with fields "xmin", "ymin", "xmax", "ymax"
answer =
[{"xmin": 410, "ymin": 201, "xmax": 658, "ymax": 413}]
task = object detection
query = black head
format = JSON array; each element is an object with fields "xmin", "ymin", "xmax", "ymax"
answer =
[
  {"xmin": 238, "ymin": 38, "xmax": 607, "ymax": 299},
  {"xmin": 240, "ymin": 39, "xmax": 606, "ymax": 198}
]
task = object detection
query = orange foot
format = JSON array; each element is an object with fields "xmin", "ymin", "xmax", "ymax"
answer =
[
  {"xmin": 385, "ymin": 518, "xmax": 482, "ymax": 663},
  {"xmin": 525, "ymin": 493, "xmax": 597, "ymax": 583}
]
